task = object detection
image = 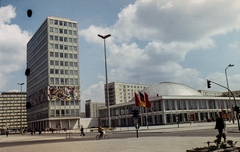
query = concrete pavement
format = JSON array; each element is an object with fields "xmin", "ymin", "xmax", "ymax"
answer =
[{"xmin": 0, "ymin": 121, "xmax": 239, "ymax": 152}]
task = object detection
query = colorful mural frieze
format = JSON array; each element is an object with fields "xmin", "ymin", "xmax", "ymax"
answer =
[{"xmin": 48, "ymin": 86, "xmax": 80, "ymax": 100}]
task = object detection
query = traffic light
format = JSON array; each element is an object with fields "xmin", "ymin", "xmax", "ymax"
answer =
[
  {"xmin": 132, "ymin": 109, "xmax": 139, "ymax": 118},
  {"xmin": 207, "ymin": 80, "xmax": 211, "ymax": 88}
]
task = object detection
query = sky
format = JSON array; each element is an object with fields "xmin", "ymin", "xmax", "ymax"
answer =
[{"xmin": 1, "ymin": 0, "xmax": 240, "ymax": 111}]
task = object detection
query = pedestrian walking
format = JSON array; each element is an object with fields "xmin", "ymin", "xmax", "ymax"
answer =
[
  {"xmin": 5, "ymin": 130, "xmax": 9, "ymax": 137},
  {"xmin": 215, "ymin": 114, "xmax": 225, "ymax": 143},
  {"xmin": 80, "ymin": 125, "xmax": 85, "ymax": 136}
]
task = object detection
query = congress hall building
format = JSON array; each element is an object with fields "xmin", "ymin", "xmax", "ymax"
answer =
[{"xmin": 98, "ymin": 82, "xmax": 240, "ymax": 127}]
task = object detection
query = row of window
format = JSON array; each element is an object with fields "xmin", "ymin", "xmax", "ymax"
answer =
[
  {"xmin": 50, "ymin": 100, "xmax": 79, "ymax": 106},
  {"xmin": 50, "ymin": 109, "xmax": 79, "ymax": 117},
  {"xmin": 49, "ymin": 19, "xmax": 77, "ymax": 28},
  {"xmin": 50, "ymin": 69, "xmax": 78, "ymax": 75},
  {"xmin": 50, "ymin": 35, "xmax": 77, "ymax": 43},
  {"xmin": 50, "ymin": 61, "xmax": 78, "ymax": 68},
  {"xmin": 49, "ymin": 27, "xmax": 77, "ymax": 35},
  {"xmin": 50, "ymin": 52, "xmax": 78, "ymax": 59},
  {"xmin": 50, "ymin": 78, "xmax": 79, "ymax": 85},
  {"xmin": 49, "ymin": 43, "xmax": 78, "ymax": 51}
]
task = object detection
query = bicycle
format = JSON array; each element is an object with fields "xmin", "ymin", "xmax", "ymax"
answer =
[{"xmin": 95, "ymin": 131, "xmax": 109, "ymax": 140}]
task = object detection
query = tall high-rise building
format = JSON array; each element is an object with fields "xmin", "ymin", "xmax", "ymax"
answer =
[
  {"xmin": 26, "ymin": 16, "xmax": 80, "ymax": 130},
  {"xmin": 106, "ymin": 82, "xmax": 150, "ymax": 105}
]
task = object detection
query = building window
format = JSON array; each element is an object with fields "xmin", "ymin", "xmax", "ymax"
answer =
[
  {"xmin": 55, "ymin": 52, "xmax": 59, "ymax": 57},
  {"xmin": 73, "ymin": 31, "xmax": 77, "ymax": 35},
  {"xmin": 50, "ymin": 69, "xmax": 54, "ymax": 74},
  {"xmin": 64, "ymin": 53, "xmax": 68, "ymax": 58},
  {"xmin": 60, "ymin": 53, "xmax": 63, "ymax": 58},
  {"xmin": 55, "ymin": 36, "xmax": 58, "ymax": 41},
  {"xmin": 69, "ymin": 38, "xmax": 72, "ymax": 42},
  {"xmin": 60, "ymin": 69, "xmax": 64, "ymax": 74},
  {"xmin": 73, "ymin": 23, "xmax": 76, "ymax": 28},
  {"xmin": 50, "ymin": 110, "xmax": 54, "ymax": 117},
  {"xmin": 55, "ymin": 78, "xmax": 59, "ymax": 85},
  {"xmin": 50, "ymin": 78, "xmax": 54, "ymax": 84},
  {"xmin": 50, "ymin": 60, "xmax": 54, "ymax": 65},
  {"xmin": 73, "ymin": 46, "xmax": 77, "ymax": 51},
  {"xmin": 70, "ymin": 70, "xmax": 73, "ymax": 75},
  {"xmin": 65, "ymin": 62, "xmax": 68, "ymax": 66},
  {"xmin": 55, "ymin": 69, "xmax": 59, "ymax": 74},
  {"xmin": 50, "ymin": 35, "xmax": 53, "ymax": 40},
  {"xmin": 56, "ymin": 110, "xmax": 60, "ymax": 117},
  {"xmin": 70, "ymin": 78, "xmax": 73, "ymax": 85},
  {"xmin": 60, "ymin": 61, "xmax": 63, "ymax": 66},
  {"xmin": 73, "ymin": 38, "xmax": 77, "ymax": 43},
  {"xmin": 50, "ymin": 43, "xmax": 54, "ymax": 49},
  {"xmin": 64, "ymin": 45, "xmax": 68, "ymax": 50},
  {"xmin": 68, "ymin": 22, "xmax": 72, "ymax": 27},
  {"xmin": 61, "ymin": 110, "xmax": 65, "ymax": 116},
  {"xmin": 64, "ymin": 22, "xmax": 67, "ymax": 26},
  {"xmin": 55, "ymin": 44, "xmax": 58, "ymax": 49},
  {"xmin": 69, "ymin": 30, "xmax": 72, "ymax": 35},
  {"xmin": 59, "ymin": 21, "xmax": 62, "ymax": 26},
  {"xmin": 55, "ymin": 61, "xmax": 59, "ymax": 66},
  {"xmin": 49, "ymin": 19, "xmax": 53, "ymax": 24},
  {"xmin": 60, "ymin": 45, "xmax": 63, "ymax": 50},
  {"xmin": 50, "ymin": 27, "xmax": 53, "ymax": 32},
  {"xmin": 65, "ymin": 78, "xmax": 69, "ymax": 85},
  {"xmin": 54, "ymin": 28, "xmax": 58, "ymax": 33},
  {"xmin": 69, "ymin": 54, "xmax": 73, "ymax": 58},
  {"xmin": 74, "ymin": 79, "xmax": 78, "ymax": 85},
  {"xmin": 60, "ymin": 36, "xmax": 63, "ymax": 41},
  {"xmin": 60, "ymin": 78, "xmax": 64, "ymax": 85},
  {"xmin": 54, "ymin": 20, "xmax": 58, "ymax": 25},
  {"xmin": 59, "ymin": 29, "xmax": 63, "ymax": 33},
  {"xmin": 69, "ymin": 62, "xmax": 73, "ymax": 66},
  {"xmin": 74, "ymin": 70, "xmax": 78, "ymax": 75},
  {"xmin": 65, "ymin": 70, "xmax": 69, "ymax": 74},
  {"xmin": 64, "ymin": 37, "xmax": 67, "ymax": 42},
  {"xmin": 50, "ymin": 52, "xmax": 54, "ymax": 57},
  {"xmin": 74, "ymin": 62, "xmax": 77, "ymax": 67},
  {"xmin": 64, "ymin": 29, "xmax": 67, "ymax": 34}
]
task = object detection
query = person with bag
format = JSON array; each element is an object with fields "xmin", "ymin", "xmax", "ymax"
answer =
[{"xmin": 215, "ymin": 114, "xmax": 225, "ymax": 143}]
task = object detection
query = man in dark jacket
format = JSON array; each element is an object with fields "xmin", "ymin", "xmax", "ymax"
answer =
[{"xmin": 215, "ymin": 114, "xmax": 225, "ymax": 143}]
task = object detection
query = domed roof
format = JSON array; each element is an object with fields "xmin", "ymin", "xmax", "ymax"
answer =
[{"xmin": 144, "ymin": 82, "xmax": 203, "ymax": 97}]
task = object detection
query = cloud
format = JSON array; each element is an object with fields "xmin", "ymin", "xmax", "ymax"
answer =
[
  {"xmin": 81, "ymin": 81, "xmax": 105, "ymax": 102},
  {"xmin": 79, "ymin": 0, "xmax": 240, "ymax": 102},
  {"xmin": 0, "ymin": 5, "xmax": 31, "ymax": 90}
]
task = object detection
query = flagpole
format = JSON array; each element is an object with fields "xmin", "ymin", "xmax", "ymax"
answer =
[
  {"xmin": 146, "ymin": 107, "xmax": 149, "ymax": 129},
  {"xmin": 140, "ymin": 106, "xmax": 143, "ymax": 126}
]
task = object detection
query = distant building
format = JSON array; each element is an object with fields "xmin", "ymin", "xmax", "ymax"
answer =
[
  {"xmin": 0, "ymin": 92, "xmax": 27, "ymax": 130},
  {"xmin": 222, "ymin": 90, "xmax": 240, "ymax": 98},
  {"xmin": 198, "ymin": 90, "xmax": 223, "ymax": 97},
  {"xmin": 106, "ymin": 82, "xmax": 150, "ymax": 105},
  {"xmin": 26, "ymin": 16, "xmax": 80, "ymax": 130},
  {"xmin": 85, "ymin": 100, "xmax": 105, "ymax": 118}
]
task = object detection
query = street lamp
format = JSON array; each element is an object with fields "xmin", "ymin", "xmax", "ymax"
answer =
[
  {"xmin": 98, "ymin": 34, "xmax": 111, "ymax": 128},
  {"xmin": 17, "ymin": 83, "xmax": 24, "ymax": 133},
  {"xmin": 225, "ymin": 64, "xmax": 234, "ymax": 122}
]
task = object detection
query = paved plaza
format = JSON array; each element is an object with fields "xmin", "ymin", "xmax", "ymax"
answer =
[{"xmin": 0, "ymin": 122, "xmax": 239, "ymax": 152}]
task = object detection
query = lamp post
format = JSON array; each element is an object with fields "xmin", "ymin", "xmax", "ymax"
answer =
[
  {"xmin": 17, "ymin": 83, "xmax": 24, "ymax": 133},
  {"xmin": 225, "ymin": 64, "xmax": 234, "ymax": 123},
  {"xmin": 98, "ymin": 34, "xmax": 111, "ymax": 128}
]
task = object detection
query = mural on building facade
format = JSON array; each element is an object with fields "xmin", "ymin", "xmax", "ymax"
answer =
[
  {"xmin": 48, "ymin": 86, "xmax": 80, "ymax": 100},
  {"xmin": 28, "ymin": 87, "xmax": 48, "ymax": 106}
]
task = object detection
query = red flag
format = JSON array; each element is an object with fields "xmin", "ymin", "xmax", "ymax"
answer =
[
  {"xmin": 139, "ymin": 91, "xmax": 146, "ymax": 107},
  {"xmin": 144, "ymin": 92, "xmax": 151, "ymax": 108},
  {"xmin": 134, "ymin": 92, "xmax": 140, "ymax": 106}
]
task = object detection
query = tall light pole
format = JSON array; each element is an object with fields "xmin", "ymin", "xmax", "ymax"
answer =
[
  {"xmin": 225, "ymin": 64, "xmax": 234, "ymax": 122},
  {"xmin": 17, "ymin": 83, "xmax": 24, "ymax": 133},
  {"xmin": 98, "ymin": 34, "xmax": 111, "ymax": 128}
]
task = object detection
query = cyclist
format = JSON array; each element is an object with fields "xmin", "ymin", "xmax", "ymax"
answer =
[{"xmin": 98, "ymin": 124, "xmax": 104, "ymax": 138}]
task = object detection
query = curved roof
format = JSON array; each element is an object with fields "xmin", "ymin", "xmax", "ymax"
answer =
[{"xmin": 144, "ymin": 82, "xmax": 203, "ymax": 98}]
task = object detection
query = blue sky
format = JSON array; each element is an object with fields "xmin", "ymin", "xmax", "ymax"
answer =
[{"xmin": 1, "ymin": 0, "xmax": 240, "ymax": 111}]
